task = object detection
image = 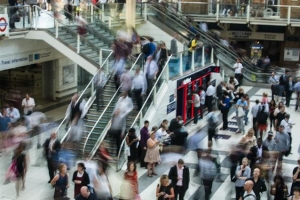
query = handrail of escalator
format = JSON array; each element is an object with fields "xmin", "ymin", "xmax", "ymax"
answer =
[
  {"xmin": 57, "ymin": 50, "xmax": 114, "ymax": 143},
  {"xmin": 115, "ymin": 55, "xmax": 173, "ymax": 171},
  {"xmin": 148, "ymin": 3, "xmax": 255, "ymax": 68},
  {"xmin": 82, "ymin": 53, "xmax": 143, "ymax": 158}
]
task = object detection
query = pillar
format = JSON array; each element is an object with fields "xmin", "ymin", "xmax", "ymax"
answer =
[{"xmin": 126, "ymin": 0, "xmax": 136, "ymax": 28}]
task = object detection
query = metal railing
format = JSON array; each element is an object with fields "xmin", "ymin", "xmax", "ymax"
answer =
[
  {"xmin": 57, "ymin": 50, "xmax": 114, "ymax": 142},
  {"xmin": 115, "ymin": 55, "xmax": 173, "ymax": 171},
  {"xmin": 82, "ymin": 53, "xmax": 143, "ymax": 158}
]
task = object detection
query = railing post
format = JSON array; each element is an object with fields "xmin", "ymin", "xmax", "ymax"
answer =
[
  {"xmin": 91, "ymin": 81, "xmax": 94, "ymax": 96},
  {"xmin": 191, "ymin": 51, "xmax": 195, "ymax": 71},
  {"xmin": 139, "ymin": 112, "xmax": 143, "ymax": 132},
  {"xmin": 106, "ymin": 57, "xmax": 109, "ymax": 73},
  {"xmin": 55, "ymin": 19, "xmax": 58, "ymax": 38},
  {"xmin": 202, "ymin": 46, "xmax": 205, "ymax": 66},
  {"xmin": 144, "ymin": 3, "xmax": 147, "ymax": 21},
  {"xmin": 222, "ymin": 69, "xmax": 225, "ymax": 80},
  {"xmin": 179, "ymin": 53, "xmax": 183, "ymax": 76},
  {"xmin": 287, "ymin": 6, "xmax": 291, "ymax": 25},
  {"xmin": 29, "ymin": 6, "xmax": 32, "ymax": 26},
  {"xmin": 77, "ymin": 34, "xmax": 80, "ymax": 53},
  {"xmin": 178, "ymin": 0, "xmax": 182, "ymax": 12},
  {"xmin": 101, "ymin": 4, "xmax": 105, "ymax": 22},
  {"xmin": 217, "ymin": 58, "xmax": 220, "ymax": 66},
  {"xmin": 153, "ymin": 85, "xmax": 157, "ymax": 106},
  {"xmin": 166, "ymin": 60, "xmax": 170, "ymax": 82},
  {"xmin": 216, "ymin": 3, "xmax": 219, "ymax": 21},
  {"xmin": 35, "ymin": 6, "xmax": 38, "ymax": 30},
  {"xmin": 210, "ymin": 48, "xmax": 214, "ymax": 63},
  {"xmin": 246, "ymin": 4, "xmax": 250, "ymax": 23},
  {"xmin": 91, "ymin": 4, "xmax": 94, "ymax": 23},
  {"xmin": 99, "ymin": 49, "xmax": 103, "ymax": 66},
  {"xmin": 109, "ymin": 16, "xmax": 112, "ymax": 28},
  {"xmin": 4, "ymin": 7, "xmax": 9, "ymax": 37}
]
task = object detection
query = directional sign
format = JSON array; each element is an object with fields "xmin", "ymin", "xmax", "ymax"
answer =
[{"xmin": 0, "ymin": 14, "xmax": 9, "ymax": 35}]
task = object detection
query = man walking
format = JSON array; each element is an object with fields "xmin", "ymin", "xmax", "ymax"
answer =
[
  {"xmin": 268, "ymin": 72, "xmax": 279, "ymax": 100},
  {"xmin": 132, "ymin": 67, "xmax": 147, "ymax": 111},
  {"xmin": 234, "ymin": 59, "xmax": 243, "ymax": 87},
  {"xmin": 168, "ymin": 159, "xmax": 190, "ymax": 200},
  {"xmin": 236, "ymin": 95, "xmax": 247, "ymax": 134},
  {"xmin": 206, "ymin": 81, "xmax": 215, "ymax": 112},
  {"xmin": 192, "ymin": 90, "xmax": 200, "ymax": 125}
]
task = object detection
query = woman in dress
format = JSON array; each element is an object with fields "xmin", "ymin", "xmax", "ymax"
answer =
[
  {"xmin": 156, "ymin": 174, "xmax": 175, "ymax": 200},
  {"xmin": 51, "ymin": 163, "xmax": 69, "ymax": 200},
  {"xmin": 94, "ymin": 162, "xmax": 113, "ymax": 200},
  {"xmin": 126, "ymin": 128, "xmax": 139, "ymax": 162},
  {"xmin": 72, "ymin": 162, "xmax": 90, "ymax": 198},
  {"xmin": 269, "ymin": 100, "xmax": 277, "ymax": 131},
  {"xmin": 120, "ymin": 161, "xmax": 139, "ymax": 200},
  {"xmin": 144, "ymin": 131, "xmax": 160, "ymax": 177},
  {"xmin": 270, "ymin": 174, "xmax": 288, "ymax": 200}
]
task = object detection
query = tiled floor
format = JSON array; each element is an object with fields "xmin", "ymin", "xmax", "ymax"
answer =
[{"xmin": 1, "ymin": 86, "xmax": 299, "ymax": 200}]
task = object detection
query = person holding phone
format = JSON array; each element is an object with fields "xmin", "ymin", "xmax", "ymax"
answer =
[
  {"xmin": 156, "ymin": 175, "xmax": 175, "ymax": 200},
  {"xmin": 235, "ymin": 157, "xmax": 251, "ymax": 200}
]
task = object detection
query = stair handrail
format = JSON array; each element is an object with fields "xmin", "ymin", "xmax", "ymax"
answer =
[
  {"xmin": 115, "ymin": 55, "xmax": 173, "ymax": 171},
  {"xmin": 82, "ymin": 53, "xmax": 143, "ymax": 158},
  {"xmin": 58, "ymin": 50, "xmax": 114, "ymax": 143}
]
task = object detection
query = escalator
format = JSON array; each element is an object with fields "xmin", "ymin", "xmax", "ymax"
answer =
[{"xmin": 145, "ymin": 3, "xmax": 286, "ymax": 83}]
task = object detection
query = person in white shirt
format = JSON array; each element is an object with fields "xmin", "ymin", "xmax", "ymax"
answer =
[
  {"xmin": 233, "ymin": 59, "xmax": 243, "ymax": 87},
  {"xmin": 155, "ymin": 124, "xmax": 168, "ymax": 143},
  {"xmin": 191, "ymin": 90, "xmax": 200, "ymax": 125},
  {"xmin": 199, "ymin": 86, "xmax": 206, "ymax": 119},
  {"xmin": 6, "ymin": 104, "xmax": 20, "ymax": 123},
  {"xmin": 199, "ymin": 22, "xmax": 208, "ymax": 32},
  {"xmin": 144, "ymin": 56, "xmax": 158, "ymax": 96},
  {"xmin": 268, "ymin": 72, "xmax": 279, "ymax": 100},
  {"xmin": 94, "ymin": 67, "xmax": 107, "ymax": 111},
  {"xmin": 206, "ymin": 82, "xmax": 216, "ymax": 112},
  {"xmin": 132, "ymin": 67, "xmax": 147, "ymax": 111},
  {"xmin": 228, "ymin": 76, "xmax": 239, "ymax": 88},
  {"xmin": 110, "ymin": 91, "xmax": 134, "ymax": 156},
  {"xmin": 280, "ymin": 114, "xmax": 293, "ymax": 154},
  {"xmin": 22, "ymin": 93, "xmax": 35, "ymax": 115}
]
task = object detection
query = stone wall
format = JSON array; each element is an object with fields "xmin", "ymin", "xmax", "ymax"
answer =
[
  {"xmin": 280, "ymin": 0, "xmax": 300, "ymax": 19},
  {"xmin": 181, "ymin": 0, "xmax": 208, "ymax": 15}
]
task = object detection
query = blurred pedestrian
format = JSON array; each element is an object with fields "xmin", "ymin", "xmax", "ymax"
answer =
[
  {"xmin": 72, "ymin": 162, "xmax": 90, "ymax": 198},
  {"xmin": 94, "ymin": 67, "xmax": 107, "ymax": 111},
  {"xmin": 132, "ymin": 67, "xmax": 147, "ymax": 111},
  {"xmin": 144, "ymin": 56, "xmax": 158, "ymax": 96},
  {"xmin": 270, "ymin": 174, "xmax": 288, "ymax": 200},
  {"xmin": 13, "ymin": 142, "xmax": 28, "ymax": 198},
  {"xmin": 93, "ymin": 162, "xmax": 112, "ymax": 200},
  {"xmin": 43, "ymin": 132, "xmax": 61, "ymax": 183},
  {"xmin": 120, "ymin": 161, "xmax": 139, "ymax": 200},
  {"xmin": 110, "ymin": 91, "xmax": 133, "ymax": 156}
]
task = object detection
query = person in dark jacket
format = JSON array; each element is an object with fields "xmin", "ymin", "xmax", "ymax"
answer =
[
  {"xmin": 72, "ymin": 163, "xmax": 90, "ymax": 198},
  {"xmin": 246, "ymin": 168, "xmax": 267, "ymax": 200},
  {"xmin": 169, "ymin": 116, "xmax": 188, "ymax": 146},
  {"xmin": 285, "ymin": 76, "xmax": 295, "ymax": 107},
  {"xmin": 43, "ymin": 132, "xmax": 61, "ymax": 183},
  {"xmin": 168, "ymin": 159, "xmax": 190, "ymax": 200}
]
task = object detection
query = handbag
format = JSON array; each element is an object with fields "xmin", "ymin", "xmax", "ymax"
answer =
[{"xmin": 237, "ymin": 107, "xmax": 245, "ymax": 118}]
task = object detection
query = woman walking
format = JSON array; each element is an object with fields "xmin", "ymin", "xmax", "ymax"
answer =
[{"xmin": 14, "ymin": 142, "xmax": 28, "ymax": 199}]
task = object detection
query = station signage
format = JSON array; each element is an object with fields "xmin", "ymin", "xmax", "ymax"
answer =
[
  {"xmin": 220, "ymin": 31, "xmax": 284, "ymax": 41},
  {"xmin": 0, "ymin": 14, "xmax": 9, "ymax": 35}
]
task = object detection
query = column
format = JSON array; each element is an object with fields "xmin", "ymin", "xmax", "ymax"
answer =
[{"xmin": 126, "ymin": 0, "xmax": 136, "ymax": 28}]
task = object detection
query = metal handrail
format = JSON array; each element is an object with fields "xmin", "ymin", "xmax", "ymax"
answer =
[
  {"xmin": 82, "ymin": 53, "xmax": 143, "ymax": 157},
  {"xmin": 58, "ymin": 51, "xmax": 114, "ymax": 143},
  {"xmin": 116, "ymin": 55, "xmax": 173, "ymax": 170}
]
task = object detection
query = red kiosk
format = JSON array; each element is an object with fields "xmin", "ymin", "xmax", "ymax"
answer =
[{"xmin": 176, "ymin": 66, "xmax": 220, "ymax": 124}]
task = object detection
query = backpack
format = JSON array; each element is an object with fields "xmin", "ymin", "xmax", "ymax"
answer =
[
  {"xmin": 187, "ymin": 38, "xmax": 194, "ymax": 48},
  {"xmin": 256, "ymin": 109, "xmax": 268, "ymax": 124},
  {"xmin": 243, "ymin": 193, "xmax": 256, "ymax": 200},
  {"xmin": 142, "ymin": 43, "xmax": 150, "ymax": 55}
]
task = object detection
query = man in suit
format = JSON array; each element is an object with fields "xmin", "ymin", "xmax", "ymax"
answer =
[
  {"xmin": 170, "ymin": 33, "xmax": 178, "ymax": 56},
  {"xmin": 43, "ymin": 132, "xmax": 61, "ymax": 183},
  {"xmin": 279, "ymin": 70, "xmax": 289, "ymax": 86},
  {"xmin": 168, "ymin": 159, "xmax": 190, "ymax": 200},
  {"xmin": 285, "ymin": 76, "xmax": 295, "ymax": 107}
]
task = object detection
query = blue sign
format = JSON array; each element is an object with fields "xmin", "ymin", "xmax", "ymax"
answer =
[
  {"xmin": 167, "ymin": 102, "xmax": 176, "ymax": 114},
  {"xmin": 169, "ymin": 94, "xmax": 174, "ymax": 103}
]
